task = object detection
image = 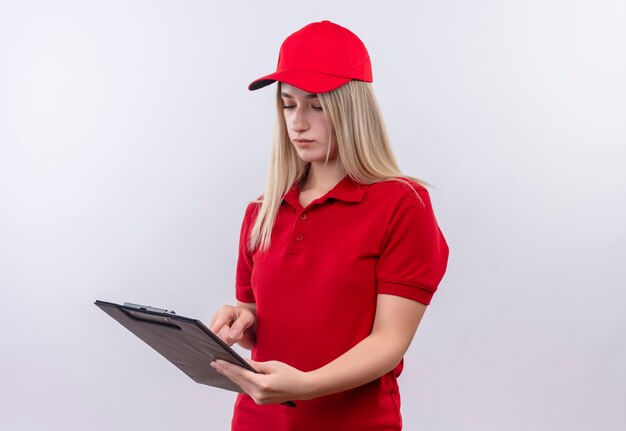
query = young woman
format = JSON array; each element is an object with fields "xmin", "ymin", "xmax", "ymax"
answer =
[{"xmin": 210, "ymin": 21, "xmax": 449, "ymax": 431}]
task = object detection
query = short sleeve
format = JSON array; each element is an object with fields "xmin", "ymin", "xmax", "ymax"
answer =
[
  {"xmin": 376, "ymin": 186, "xmax": 449, "ymax": 305},
  {"xmin": 235, "ymin": 202, "xmax": 259, "ymax": 304}
]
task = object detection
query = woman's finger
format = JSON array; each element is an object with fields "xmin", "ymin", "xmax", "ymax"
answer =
[
  {"xmin": 228, "ymin": 311, "xmax": 254, "ymax": 338},
  {"xmin": 212, "ymin": 360, "xmax": 258, "ymax": 390},
  {"xmin": 210, "ymin": 305, "xmax": 235, "ymax": 333},
  {"xmin": 245, "ymin": 359, "xmax": 270, "ymax": 373},
  {"xmin": 216, "ymin": 325, "xmax": 238, "ymax": 345},
  {"xmin": 246, "ymin": 359, "xmax": 284, "ymax": 374}
]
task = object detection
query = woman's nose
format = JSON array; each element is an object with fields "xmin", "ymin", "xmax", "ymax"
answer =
[{"xmin": 291, "ymin": 108, "xmax": 308, "ymax": 132}]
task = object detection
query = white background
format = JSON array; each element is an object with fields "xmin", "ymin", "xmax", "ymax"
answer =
[{"xmin": 1, "ymin": 1, "xmax": 625, "ymax": 430}]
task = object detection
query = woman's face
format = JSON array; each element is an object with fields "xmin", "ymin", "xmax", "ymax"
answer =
[{"xmin": 280, "ymin": 83, "xmax": 337, "ymax": 163}]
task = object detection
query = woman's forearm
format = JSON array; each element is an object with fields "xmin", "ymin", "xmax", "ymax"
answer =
[
  {"xmin": 303, "ymin": 295, "xmax": 427, "ymax": 399},
  {"xmin": 304, "ymin": 332, "xmax": 406, "ymax": 399}
]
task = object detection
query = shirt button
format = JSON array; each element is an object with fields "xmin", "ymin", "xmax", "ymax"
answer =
[
  {"xmin": 300, "ymin": 213, "xmax": 307, "ymax": 220},
  {"xmin": 296, "ymin": 234, "xmax": 304, "ymax": 242}
]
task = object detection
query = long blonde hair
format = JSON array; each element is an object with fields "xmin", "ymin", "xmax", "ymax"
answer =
[{"xmin": 248, "ymin": 80, "xmax": 425, "ymax": 251}]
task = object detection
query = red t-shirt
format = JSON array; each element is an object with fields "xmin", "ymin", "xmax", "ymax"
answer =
[{"xmin": 233, "ymin": 176, "xmax": 449, "ymax": 431}]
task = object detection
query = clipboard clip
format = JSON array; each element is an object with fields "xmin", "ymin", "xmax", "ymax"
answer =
[{"xmin": 123, "ymin": 302, "xmax": 177, "ymax": 315}]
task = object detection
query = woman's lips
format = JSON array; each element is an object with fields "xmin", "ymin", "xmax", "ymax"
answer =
[{"xmin": 294, "ymin": 138, "xmax": 314, "ymax": 146}]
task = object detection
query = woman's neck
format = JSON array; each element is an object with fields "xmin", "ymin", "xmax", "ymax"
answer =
[
  {"xmin": 301, "ymin": 160, "xmax": 345, "ymax": 193},
  {"xmin": 298, "ymin": 160, "xmax": 346, "ymax": 208}
]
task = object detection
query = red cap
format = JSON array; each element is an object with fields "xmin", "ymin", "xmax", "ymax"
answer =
[{"xmin": 248, "ymin": 21, "xmax": 373, "ymax": 93}]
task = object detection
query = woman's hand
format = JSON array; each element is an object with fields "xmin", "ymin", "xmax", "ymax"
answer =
[
  {"xmin": 210, "ymin": 302, "xmax": 257, "ymax": 348},
  {"xmin": 211, "ymin": 359, "xmax": 314, "ymax": 405}
]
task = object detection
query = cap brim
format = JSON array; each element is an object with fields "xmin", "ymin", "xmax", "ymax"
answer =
[{"xmin": 248, "ymin": 69, "xmax": 351, "ymax": 94}]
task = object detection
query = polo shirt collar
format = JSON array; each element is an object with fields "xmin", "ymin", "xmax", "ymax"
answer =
[{"xmin": 282, "ymin": 175, "xmax": 368, "ymax": 209}]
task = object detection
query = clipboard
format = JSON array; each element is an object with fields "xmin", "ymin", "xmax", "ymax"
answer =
[{"xmin": 95, "ymin": 300, "xmax": 296, "ymax": 407}]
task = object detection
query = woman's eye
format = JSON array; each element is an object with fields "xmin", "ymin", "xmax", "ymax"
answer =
[{"xmin": 281, "ymin": 103, "xmax": 323, "ymax": 111}]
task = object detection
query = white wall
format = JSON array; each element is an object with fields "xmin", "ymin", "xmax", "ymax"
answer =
[{"xmin": 1, "ymin": 1, "xmax": 624, "ymax": 430}]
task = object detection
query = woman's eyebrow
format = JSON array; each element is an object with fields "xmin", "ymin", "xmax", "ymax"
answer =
[{"xmin": 280, "ymin": 92, "xmax": 319, "ymax": 99}]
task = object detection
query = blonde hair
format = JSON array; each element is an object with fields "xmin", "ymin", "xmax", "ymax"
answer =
[{"xmin": 249, "ymin": 80, "xmax": 426, "ymax": 251}]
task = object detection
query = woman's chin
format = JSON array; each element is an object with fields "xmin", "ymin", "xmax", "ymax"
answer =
[
  {"xmin": 296, "ymin": 152, "xmax": 325, "ymax": 164},
  {"xmin": 295, "ymin": 151, "xmax": 339, "ymax": 165}
]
